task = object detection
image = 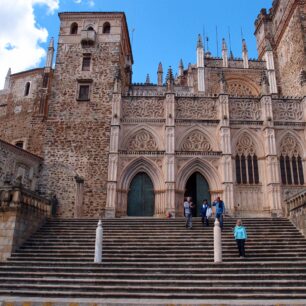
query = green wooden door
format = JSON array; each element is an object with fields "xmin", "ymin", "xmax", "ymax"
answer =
[
  {"xmin": 184, "ymin": 172, "xmax": 210, "ymax": 216},
  {"xmin": 127, "ymin": 172, "xmax": 155, "ymax": 216}
]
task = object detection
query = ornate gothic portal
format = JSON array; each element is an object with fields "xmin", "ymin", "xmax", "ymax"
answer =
[
  {"xmin": 127, "ymin": 172, "xmax": 155, "ymax": 216},
  {"xmin": 184, "ymin": 172, "xmax": 210, "ymax": 217}
]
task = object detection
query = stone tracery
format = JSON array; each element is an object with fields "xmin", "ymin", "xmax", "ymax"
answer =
[
  {"xmin": 180, "ymin": 131, "xmax": 212, "ymax": 151},
  {"xmin": 126, "ymin": 129, "xmax": 158, "ymax": 151}
]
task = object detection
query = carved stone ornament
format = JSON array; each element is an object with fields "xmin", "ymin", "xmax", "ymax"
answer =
[
  {"xmin": 280, "ymin": 135, "xmax": 301, "ymax": 157},
  {"xmin": 176, "ymin": 98, "xmax": 218, "ymax": 120},
  {"xmin": 122, "ymin": 97, "xmax": 164, "ymax": 118},
  {"xmin": 229, "ymin": 99, "xmax": 261, "ymax": 120},
  {"xmin": 236, "ymin": 133, "xmax": 256, "ymax": 155},
  {"xmin": 227, "ymin": 82, "xmax": 255, "ymax": 96},
  {"xmin": 273, "ymin": 100, "xmax": 303, "ymax": 121},
  {"xmin": 181, "ymin": 131, "xmax": 212, "ymax": 151},
  {"xmin": 126, "ymin": 129, "xmax": 158, "ymax": 151}
]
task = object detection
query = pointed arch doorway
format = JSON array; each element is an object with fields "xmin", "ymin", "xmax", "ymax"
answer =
[
  {"xmin": 127, "ymin": 172, "xmax": 155, "ymax": 216},
  {"xmin": 184, "ymin": 172, "xmax": 210, "ymax": 216}
]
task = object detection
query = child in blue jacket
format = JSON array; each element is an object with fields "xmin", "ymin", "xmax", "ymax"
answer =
[{"xmin": 234, "ymin": 219, "xmax": 248, "ymax": 258}]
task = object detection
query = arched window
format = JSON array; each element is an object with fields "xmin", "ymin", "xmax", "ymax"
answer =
[
  {"xmin": 70, "ymin": 22, "xmax": 78, "ymax": 34},
  {"xmin": 103, "ymin": 22, "xmax": 111, "ymax": 34},
  {"xmin": 235, "ymin": 133, "xmax": 259, "ymax": 185},
  {"xmin": 279, "ymin": 135, "xmax": 304, "ymax": 185},
  {"xmin": 87, "ymin": 26, "xmax": 94, "ymax": 31},
  {"xmin": 24, "ymin": 82, "xmax": 30, "ymax": 96}
]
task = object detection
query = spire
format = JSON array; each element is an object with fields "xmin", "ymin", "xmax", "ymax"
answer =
[
  {"xmin": 157, "ymin": 62, "xmax": 163, "ymax": 86},
  {"xmin": 242, "ymin": 39, "xmax": 249, "ymax": 69},
  {"xmin": 166, "ymin": 66, "xmax": 174, "ymax": 91},
  {"xmin": 197, "ymin": 34, "xmax": 203, "ymax": 49},
  {"xmin": 45, "ymin": 37, "xmax": 54, "ymax": 69},
  {"xmin": 158, "ymin": 62, "xmax": 163, "ymax": 73},
  {"xmin": 4, "ymin": 68, "xmax": 11, "ymax": 89},
  {"xmin": 222, "ymin": 38, "xmax": 228, "ymax": 68},
  {"xmin": 145, "ymin": 74, "xmax": 151, "ymax": 84},
  {"xmin": 178, "ymin": 59, "xmax": 184, "ymax": 77}
]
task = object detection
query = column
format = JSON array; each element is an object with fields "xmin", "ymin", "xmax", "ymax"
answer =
[
  {"xmin": 165, "ymin": 90, "xmax": 176, "ymax": 217},
  {"xmin": 105, "ymin": 91, "xmax": 121, "ymax": 218},
  {"xmin": 261, "ymin": 95, "xmax": 282, "ymax": 215},
  {"xmin": 219, "ymin": 94, "xmax": 234, "ymax": 212}
]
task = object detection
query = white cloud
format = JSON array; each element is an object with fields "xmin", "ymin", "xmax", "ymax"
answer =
[
  {"xmin": 88, "ymin": 0, "xmax": 95, "ymax": 7},
  {"xmin": 0, "ymin": 0, "xmax": 59, "ymax": 89},
  {"xmin": 74, "ymin": 0, "xmax": 82, "ymax": 3}
]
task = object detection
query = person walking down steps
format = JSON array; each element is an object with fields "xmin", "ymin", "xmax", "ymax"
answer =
[{"xmin": 234, "ymin": 219, "xmax": 248, "ymax": 258}]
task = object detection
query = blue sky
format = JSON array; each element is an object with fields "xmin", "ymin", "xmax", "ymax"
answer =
[{"xmin": 0, "ymin": 0, "xmax": 272, "ymax": 88}]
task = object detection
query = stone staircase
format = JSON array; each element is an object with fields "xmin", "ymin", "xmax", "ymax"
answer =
[{"xmin": 0, "ymin": 217, "xmax": 306, "ymax": 304}]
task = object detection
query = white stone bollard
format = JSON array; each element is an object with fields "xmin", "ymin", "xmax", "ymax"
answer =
[
  {"xmin": 214, "ymin": 219, "xmax": 222, "ymax": 263},
  {"xmin": 94, "ymin": 219, "xmax": 103, "ymax": 263}
]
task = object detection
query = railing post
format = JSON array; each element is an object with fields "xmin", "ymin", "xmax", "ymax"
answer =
[
  {"xmin": 94, "ymin": 219, "xmax": 103, "ymax": 263},
  {"xmin": 214, "ymin": 219, "xmax": 222, "ymax": 263}
]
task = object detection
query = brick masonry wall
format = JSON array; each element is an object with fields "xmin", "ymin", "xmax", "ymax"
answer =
[
  {"xmin": 0, "ymin": 70, "xmax": 46, "ymax": 157},
  {"xmin": 40, "ymin": 40, "xmax": 120, "ymax": 217},
  {"xmin": 275, "ymin": 7, "xmax": 306, "ymax": 96}
]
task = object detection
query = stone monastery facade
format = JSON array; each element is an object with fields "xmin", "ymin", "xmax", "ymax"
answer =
[{"xmin": 0, "ymin": 0, "xmax": 305, "ymax": 218}]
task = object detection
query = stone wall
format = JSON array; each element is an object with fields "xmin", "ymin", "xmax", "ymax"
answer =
[
  {"xmin": 286, "ymin": 190, "xmax": 306, "ymax": 237},
  {"xmin": 0, "ymin": 186, "xmax": 51, "ymax": 261},
  {"xmin": 0, "ymin": 69, "xmax": 46, "ymax": 156},
  {"xmin": 275, "ymin": 5, "xmax": 305, "ymax": 96},
  {"xmin": 40, "ymin": 13, "xmax": 132, "ymax": 217},
  {"xmin": 0, "ymin": 139, "xmax": 42, "ymax": 191}
]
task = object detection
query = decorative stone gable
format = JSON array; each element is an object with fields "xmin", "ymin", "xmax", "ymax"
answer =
[
  {"xmin": 126, "ymin": 129, "xmax": 158, "ymax": 151},
  {"xmin": 227, "ymin": 81, "xmax": 257, "ymax": 96},
  {"xmin": 280, "ymin": 135, "xmax": 302, "ymax": 157},
  {"xmin": 236, "ymin": 133, "xmax": 256, "ymax": 155},
  {"xmin": 181, "ymin": 131, "xmax": 212, "ymax": 151}
]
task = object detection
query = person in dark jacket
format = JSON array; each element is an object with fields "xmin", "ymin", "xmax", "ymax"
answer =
[{"xmin": 212, "ymin": 196, "xmax": 225, "ymax": 229}]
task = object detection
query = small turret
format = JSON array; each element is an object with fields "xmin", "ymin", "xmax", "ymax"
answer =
[
  {"xmin": 166, "ymin": 66, "xmax": 174, "ymax": 91},
  {"xmin": 145, "ymin": 74, "xmax": 151, "ymax": 84},
  {"xmin": 196, "ymin": 34, "xmax": 205, "ymax": 92},
  {"xmin": 4, "ymin": 68, "xmax": 11, "ymax": 90},
  {"xmin": 45, "ymin": 37, "xmax": 54, "ymax": 69},
  {"xmin": 157, "ymin": 62, "xmax": 163, "ymax": 86},
  {"xmin": 178, "ymin": 59, "xmax": 184, "ymax": 77},
  {"xmin": 222, "ymin": 38, "xmax": 228, "ymax": 67},
  {"xmin": 242, "ymin": 39, "xmax": 249, "ymax": 69}
]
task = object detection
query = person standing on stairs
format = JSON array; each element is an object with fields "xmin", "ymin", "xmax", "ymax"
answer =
[
  {"xmin": 213, "ymin": 196, "xmax": 225, "ymax": 229},
  {"xmin": 184, "ymin": 197, "xmax": 194, "ymax": 229},
  {"xmin": 233, "ymin": 219, "xmax": 248, "ymax": 258},
  {"xmin": 200, "ymin": 199, "xmax": 210, "ymax": 226}
]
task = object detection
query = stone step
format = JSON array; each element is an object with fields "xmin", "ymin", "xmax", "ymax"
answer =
[
  {"xmin": 1, "ymin": 272, "xmax": 306, "ymax": 280},
  {"xmin": 0, "ymin": 286, "xmax": 306, "ymax": 298},
  {"xmin": 1, "ymin": 277, "xmax": 306, "ymax": 287}
]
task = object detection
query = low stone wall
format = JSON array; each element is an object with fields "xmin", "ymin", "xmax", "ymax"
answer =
[
  {"xmin": 286, "ymin": 190, "xmax": 306, "ymax": 237},
  {"xmin": 0, "ymin": 185, "xmax": 51, "ymax": 261}
]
